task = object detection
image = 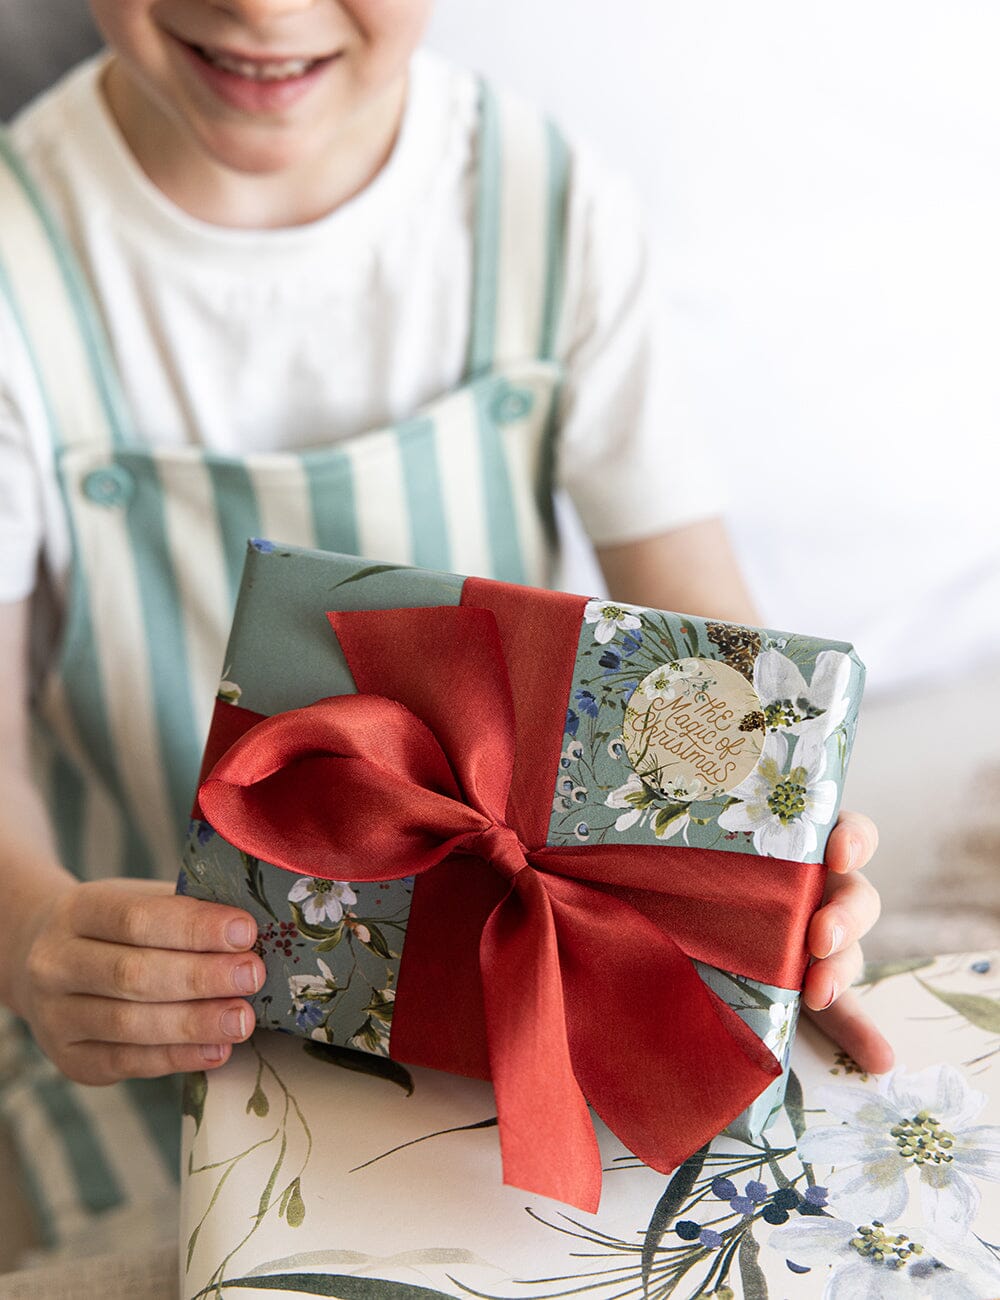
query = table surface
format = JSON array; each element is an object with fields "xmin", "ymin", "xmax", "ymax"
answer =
[{"xmin": 181, "ymin": 951, "xmax": 1000, "ymax": 1299}]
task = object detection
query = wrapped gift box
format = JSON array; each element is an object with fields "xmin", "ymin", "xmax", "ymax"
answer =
[{"xmin": 179, "ymin": 541, "xmax": 864, "ymax": 1210}]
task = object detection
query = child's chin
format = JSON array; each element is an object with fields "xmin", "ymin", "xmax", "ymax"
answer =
[{"xmin": 199, "ymin": 126, "xmax": 314, "ymax": 180}]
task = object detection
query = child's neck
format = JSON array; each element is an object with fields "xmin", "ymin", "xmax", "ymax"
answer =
[{"xmin": 101, "ymin": 59, "xmax": 407, "ymax": 231}]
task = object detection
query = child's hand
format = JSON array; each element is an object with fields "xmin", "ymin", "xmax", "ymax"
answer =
[
  {"xmin": 802, "ymin": 811, "xmax": 894, "ymax": 1074},
  {"xmin": 13, "ymin": 878, "xmax": 263, "ymax": 1083}
]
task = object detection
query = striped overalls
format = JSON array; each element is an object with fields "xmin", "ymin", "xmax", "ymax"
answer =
[{"xmin": 0, "ymin": 81, "xmax": 570, "ymax": 1242}]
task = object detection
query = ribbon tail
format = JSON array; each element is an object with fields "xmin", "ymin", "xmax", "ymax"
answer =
[
  {"xmin": 389, "ymin": 856, "xmax": 504, "ymax": 1081},
  {"xmin": 544, "ymin": 873, "xmax": 781, "ymax": 1176},
  {"xmin": 480, "ymin": 871, "xmax": 602, "ymax": 1213}
]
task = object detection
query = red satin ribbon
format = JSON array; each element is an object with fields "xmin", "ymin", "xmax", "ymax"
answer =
[{"xmin": 198, "ymin": 580, "xmax": 825, "ymax": 1212}]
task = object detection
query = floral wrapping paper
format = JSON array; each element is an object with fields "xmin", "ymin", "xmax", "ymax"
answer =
[
  {"xmin": 180, "ymin": 542, "xmax": 864, "ymax": 1146},
  {"xmin": 180, "ymin": 951, "xmax": 1000, "ymax": 1299}
]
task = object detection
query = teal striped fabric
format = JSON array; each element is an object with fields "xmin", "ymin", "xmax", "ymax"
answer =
[
  {"xmin": 0, "ymin": 80, "xmax": 571, "ymax": 1254},
  {"xmin": 0, "ymin": 1015, "xmax": 180, "ymax": 1248}
]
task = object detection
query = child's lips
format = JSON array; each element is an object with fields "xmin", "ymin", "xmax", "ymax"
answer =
[{"xmin": 174, "ymin": 36, "xmax": 340, "ymax": 112}]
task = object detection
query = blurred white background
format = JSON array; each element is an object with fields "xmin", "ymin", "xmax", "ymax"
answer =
[{"xmin": 428, "ymin": 0, "xmax": 1000, "ymax": 695}]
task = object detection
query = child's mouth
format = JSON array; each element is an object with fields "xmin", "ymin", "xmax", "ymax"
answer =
[
  {"xmin": 188, "ymin": 43, "xmax": 335, "ymax": 84},
  {"xmin": 173, "ymin": 36, "xmax": 340, "ymax": 112}
]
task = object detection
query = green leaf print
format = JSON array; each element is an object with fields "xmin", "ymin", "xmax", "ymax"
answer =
[
  {"xmin": 286, "ymin": 1185, "xmax": 306, "ymax": 1228},
  {"xmin": 330, "ymin": 564, "xmax": 406, "ymax": 587},
  {"xmin": 314, "ymin": 923, "xmax": 347, "ymax": 953},
  {"xmin": 256, "ymin": 1129, "xmax": 288, "ymax": 1224},
  {"xmin": 247, "ymin": 1082, "xmax": 270, "ymax": 1118},
  {"xmin": 652, "ymin": 803, "xmax": 688, "ymax": 838},
  {"xmin": 366, "ymin": 989, "xmax": 396, "ymax": 1024},
  {"xmin": 302, "ymin": 1040, "xmax": 414, "ymax": 1094},
  {"xmin": 197, "ymin": 1275, "xmax": 455, "ymax": 1298},
  {"xmin": 858, "ymin": 956, "xmax": 935, "ymax": 987},
  {"xmin": 183, "ymin": 1071, "xmax": 208, "ymax": 1134},
  {"xmin": 782, "ymin": 1069, "xmax": 808, "ymax": 1144},
  {"xmin": 358, "ymin": 922, "xmax": 394, "ymax": 960},
  {"xmin": 280, "ymin": 1176, "xmax": 306, "ymax": 1228},
  {"xmin": 290, "ymin": 903, "xmax": 345, "ymax": 943},
  {"xmin": 349, "ymin": 1116, "xmax": 498, "ymax": 1175},
  {"xmin": 641, "ymin": 1142, "xmax": 708, "ymax": 1294},
  {"xmin": 242, "ymin": 852, "xmax": 278, "ymax": 921},
  {"xmin": 712, "ymin": 970, "xmax": 775, "ymax": 1012},
  {"xmin": 918, "ymin": 981, "xmax": 1000, "ymax": 1034},
  {"xmin": 738, "ymin": 1230, "xmax": 769, "ymax": 1300}
]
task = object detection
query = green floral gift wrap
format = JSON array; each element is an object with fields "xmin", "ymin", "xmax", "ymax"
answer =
[{"xmin": 178, "ymin": 541, "xmax": 864, "ymax": 1150}]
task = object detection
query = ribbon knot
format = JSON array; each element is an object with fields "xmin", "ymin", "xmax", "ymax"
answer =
[
  {"xmin": 197, "ymin": 588, "xmax": 825, "ymax": 1213},
  {"xmin": 461, "ymin": 824, "xmax": 530, "ymax": 881}
]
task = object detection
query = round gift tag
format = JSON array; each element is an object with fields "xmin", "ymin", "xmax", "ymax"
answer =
[{"xmin": 623, "ymin": 657, "xmax": 765, "ymax": 801}]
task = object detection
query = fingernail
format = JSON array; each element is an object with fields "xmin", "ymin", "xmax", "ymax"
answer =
[
  {"xmin": 822, "ymin": 980, "xmax": 838, "ymax": 1010},
  {"xmin": 221, "ymin": 1007, "xmax": 248, "ymax": 1039},
  {"xmin": 234, "ymin": 961, "xmax": 261, "ymax": 994},
  {"xmin": 847, "ymin": 839, "xmax": 858, "ymax": 870},
  {"xmin": 226, "ymin": 919, "xmax": 254, "ymax": 949},
  {"xmin": 202, "ymin": 1044, "xmax": 226, "ymax": 1062},
  {"xmin": 827, "ymin": 924, "xmax": 846, "ymax": 958}
]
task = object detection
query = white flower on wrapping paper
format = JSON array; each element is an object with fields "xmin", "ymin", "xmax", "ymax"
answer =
[
  {"xmin": 287, "ymin": 876, "xmax": 358, "ymax": 926},
  {"xmin": 717, "ymin": 730, "xmax": 837, "ymax": 859},
  {"xmin": 605, "ymin": 774, "xmax": 691, "ymax": 841},
  {"xmin": 583, "ymin": 599, "xmax": 645, "ymax": 645},
  {"xmin": 754, "ymin": 648, "xmax": 851, "ymax": 740},
  {"xmin": 763, "ymin": 999, "xmax": 797, "ymax": 1063},
  {"xmin": 796, "ymin": 1064, "xmax": 1000, "ymax": 1246},
  {"xmin": 217, "ymin": 678, "xmax": 242, "ymax": 704},
  {"xmin": 768, "ymin": 1215, "xmax": 986, "ymax": 1300},
  {"xmin": 605, "ymin": 773, "xmax": 653, "ymax": 831},
  {"xmin": 288, "ymin": 958, "xmax": 339, "ymax": 1034},
  {"xmin": 636, "ymin": 659, "xmax": 713, "ymax": 704},
  {"xmin": 661, "ymin": 776, "xmax": 707, "ymax": 803},
  {"xmin": 288, "ymin": 959, "xmax": 338, "ymax": 1010}
]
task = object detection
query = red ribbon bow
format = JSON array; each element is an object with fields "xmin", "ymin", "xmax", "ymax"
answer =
[{"xmin": 198, "ymin": 579, "xmax": 825, "ymax": 1212}]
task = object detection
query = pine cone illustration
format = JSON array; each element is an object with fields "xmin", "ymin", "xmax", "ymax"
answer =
[{"xmin": 706, "ymin": 622, "xmax": 761, "ymax": 682}]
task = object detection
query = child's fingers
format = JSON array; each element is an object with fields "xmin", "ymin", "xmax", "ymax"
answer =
[
  {"xmin": 60, "ymin": 1040, "xmax": 234, "ymax": 1086},
  {"xmin": 54, "ymin": 937, "xmax": 265, "ymax": 1002},
  {"xmin": 61, "ymin": 994, "xmax": 255, "ymax": 1049},
  {"xmin": 824, "ymin": 809, "xmax": 879, "ymax": 874},
  {"xmin": 67, "ymin": 880, "xmax": 258, "ymax": 953},
  {"xmin": 802, "ymin": 940, "xmax": 865, "ymax": 1011},
  {"xmin": 808, "ymin": 870, "xmax": 881, "ymax": 961},
  {"xmin": 802, "ymin": 989, "xmax": 895, "ymax": 1076}
]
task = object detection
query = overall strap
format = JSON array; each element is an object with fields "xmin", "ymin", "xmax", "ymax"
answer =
[
  {"xmin": 0, "ymin": 128, "xmax": 129, "ymax": 453},
  {"xmin": 466, "ymin": 81, "xmax": 570, "ymax": 378}
]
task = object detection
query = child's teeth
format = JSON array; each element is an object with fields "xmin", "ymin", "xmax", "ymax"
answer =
[{"xmin": 208, "ymin": 52, "xmax": 315, "ymax": 81}]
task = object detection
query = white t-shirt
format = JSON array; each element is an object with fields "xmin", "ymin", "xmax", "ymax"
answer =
[{"xmin": 0, "ymin": 49, "xmax": 720, "ymax": 609}]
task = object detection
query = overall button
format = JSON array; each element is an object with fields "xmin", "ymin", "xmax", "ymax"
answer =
[
  {"xmin": 490, "ymin": 386, "xmax": 535, "ymax": 425},
  {"xmin": 82, "ymin": 465, "xmax": 134, "ymax": 508}
]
